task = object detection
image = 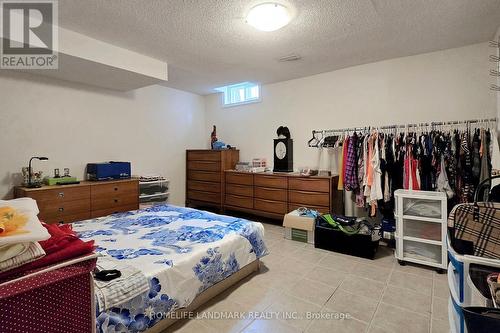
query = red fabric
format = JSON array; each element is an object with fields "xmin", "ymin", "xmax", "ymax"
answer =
[
  {"xmin": 403, "ymin": 148, "xmax": 420, "ymax": 190},
  {"xmin": 0, "ymin": 223, "xmax": 94, "ymax": 280},
  {"xmin": 39, "ymin": 223, "xmax": 79, "ymax": 254},
  {"xmin": 0, "ymin": 240, "xmax": 94, "ymax": 280}
]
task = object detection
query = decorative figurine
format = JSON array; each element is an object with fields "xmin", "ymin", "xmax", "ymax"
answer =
[
  {"xmin": 211, "ymin": 125, "xmax": 217, "ymax": 149},
  {"xmin": 276, "ymin": 126, "xmax": 291, "ymax": 139},
  {"xmin": 64, "ymin": 168, "xmax": 70, "ymax": 177},
  {"xmin": 21, "ymin": 167, "xmax": 29, "ymax": 186}
]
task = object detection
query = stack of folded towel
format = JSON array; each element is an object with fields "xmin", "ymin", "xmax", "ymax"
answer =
[
  {"xmin": 94, "ymin": 256, "xmax": 149, "ymax": 311},
  {"xmin": 0, "ymin": 198, "xmax": 95, "ymax": 281},
  {"xmin": 0, "ymin": 198, "xmax": 50, "ymax": 273}
]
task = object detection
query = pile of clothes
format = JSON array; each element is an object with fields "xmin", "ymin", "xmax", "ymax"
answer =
[
  {"xmin": 0, "ymin": 198, "xmax": 95, "ymax": 281},
  {"xmin": 319, "ymin": 213, "xmax": 381, "ymax": 239}
]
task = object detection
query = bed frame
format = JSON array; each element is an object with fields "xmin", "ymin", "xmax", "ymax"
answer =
[{"xmin": 145, "ymin": 259, "xmax": 261, "ymax": 332}]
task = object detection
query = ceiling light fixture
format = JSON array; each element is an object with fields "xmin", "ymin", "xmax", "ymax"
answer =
[{"xmin": 246, "ymin": 3, "xmax": 291, "ymax": 32}]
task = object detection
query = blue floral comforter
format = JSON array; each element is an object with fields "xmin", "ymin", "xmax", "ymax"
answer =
[{"xmin": 72, "ymin": 204, "xmax": 268, "ymax": 333}]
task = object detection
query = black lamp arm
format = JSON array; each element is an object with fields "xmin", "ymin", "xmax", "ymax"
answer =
[
  {"xmin": 28, "ymin": 157, "xmax": 35, "ymax": 185},
  {"xmin": 28, "ymin": 156, "xmax": 48, "ymax": 186}
]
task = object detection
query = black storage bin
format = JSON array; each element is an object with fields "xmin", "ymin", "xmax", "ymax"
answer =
[
  {"xmin": 314, "ymin": 216, "xmax": 379, "ymax": 259},
  {"xmin": 463, "ymin": 307, "xmax": 500, "ymax": 333}
]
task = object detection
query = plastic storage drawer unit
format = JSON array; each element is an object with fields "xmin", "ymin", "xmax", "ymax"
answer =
[
  {"xmin": 139, "ymin": 180, "xmax": 169, "ymax": 196},
  {"xmin": 139, "ymin": 179, "xmax": 169, "ymax": 208}
]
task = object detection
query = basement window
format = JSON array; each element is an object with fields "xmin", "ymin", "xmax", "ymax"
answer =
[{"xmin": 215, "ymin": 82, "xmax": 260, "ymax": 107}]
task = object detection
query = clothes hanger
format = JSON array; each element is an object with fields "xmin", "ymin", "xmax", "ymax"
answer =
[
  {"xmin": 318, "ymin": 133, "xmax": 326, "ymax": 148},
  {"xmin": 308, "ymin": 131, "xmax": 323, "ymax": 147},
  {"xmin": 308, "ymin": 131, "xmax": 317, "ymax": 147}
]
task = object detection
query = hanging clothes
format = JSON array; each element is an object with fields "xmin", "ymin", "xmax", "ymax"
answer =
[
  {"xmin": 491, "ymin": 129, "xmax": 500, "ymax": 173},
  {"xmin": 356, "ymin": 134, "xmax": 366, "ymax": 207},
  {"xmin": 364, "ymin": 134, "xmax": 375, "ymax": 199},
  {"xmin": 420, "ymin": 134, "xmax": 434, "ymax": 191},
  {"xmin": 437, "ymin": 155, "xmax": 454, "ymax": 198},
  {"xmin": 344, "ymin": 133, "xmax": 359, "ymax": 191},
  {"xmin": 404, "ymin": 143, "xmax": 420, "ymax": 190},
  {"xmin": 391, "ymin": 134, "xmax": 405, "ymax": 196},
  {"xmin": 472, "ymin": 129, "xmax": 481, "ymax": 186},
  {"xmin": 369, "ymin": 134, "xmax": 383, "ymax": 216},
  {"xmin": 459, "ymin": 131, "xmax": 473, "ymax": 203},
  {"xmin": 382, "ymin": 134, "xmax": 394, "ymax": 203},
  {"xmin": 337, "ymin": 138, "xmax": 345, "ymax": 190},
  {"xmin": 311, "ymin": 121, "xmax": 497, "ymax": 212},
  {"xmin": 479, "ymin": 128, "xmax": 491, "ymax": 183}
]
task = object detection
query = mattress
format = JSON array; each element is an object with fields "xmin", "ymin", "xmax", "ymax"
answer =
[{"xmin": 72, "ymin": 204, "xmax": 268, "ymax": 333}]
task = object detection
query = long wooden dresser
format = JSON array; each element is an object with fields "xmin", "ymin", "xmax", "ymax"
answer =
[
  {"xmin": 224, "ymin": 170, "xmax": 341, "ymax": 219},
  {"xmin": 15, "ymin": 179, "xmax": 139, "ymax": 224},
  {"xmin": 186, "ymin": 149, "xmax": 239, "ymax": 210}
]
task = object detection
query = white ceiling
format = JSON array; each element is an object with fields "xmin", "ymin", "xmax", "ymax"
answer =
[{"xmin": 58, "ymin": 0, "xmax": 500, "ymax": 95}]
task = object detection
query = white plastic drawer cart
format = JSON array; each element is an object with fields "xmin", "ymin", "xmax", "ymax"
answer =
[
  {"xmin": 394, "ymin": 190, "xmax": 447, "ymax": 273},
  {"xmin": 139, "ymin": 178, "xmax": 170, "ymax": 208}
]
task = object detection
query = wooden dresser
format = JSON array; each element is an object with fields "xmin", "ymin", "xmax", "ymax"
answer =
[
  {"xmin": 186, "ymin": 149, "xmax": 239, "ymax": 210},
  {"xmin": 15, "ymin": 179, "xmax": 139, "ymax": 224},
  {"xmin": 224, "ymin": 171, "xmax": 341, "ymax": 219}
]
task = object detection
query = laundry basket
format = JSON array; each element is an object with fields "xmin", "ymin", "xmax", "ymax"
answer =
[
  {"xmin": 0, "ymin": 254, "xmax": 98, "ymax": 333},
  {"xmin": 462, "ymin": 307, "xmax": 500, "ymax": 333},
  {"xmin": 447, "ymin": 178, "xmax": 500, "ymax": 333}
]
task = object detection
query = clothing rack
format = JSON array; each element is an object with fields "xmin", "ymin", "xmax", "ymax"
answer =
[{"xmin": 311, "ymin": 117, "xmax": 497, "ymax": 136}]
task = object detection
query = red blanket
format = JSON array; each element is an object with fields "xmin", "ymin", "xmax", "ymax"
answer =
[{"xmin": 0, "ymin": 223, "xmax": 95, "ymax": 280}]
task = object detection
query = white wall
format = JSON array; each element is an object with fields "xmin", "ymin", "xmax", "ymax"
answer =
[
  {"xmin": 0, "ymin": 72, "xmax": 206, "ymax": 204},
  {"xmin": 205, "ymin": 42, "xmax": 496, "ymax": 173}
]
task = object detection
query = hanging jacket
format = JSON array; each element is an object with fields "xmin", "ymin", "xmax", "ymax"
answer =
[{"xmin": 344, "ymin": 133, "xmax": 359, "ymax": 191}]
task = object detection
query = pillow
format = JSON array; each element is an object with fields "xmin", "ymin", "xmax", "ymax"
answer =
[
  {"xmin": 0, "ymin": 198, "xmax": 50, "ymax": 245},
  {"xmin": 0, "ymin": 197, "xmax": 40, "ymax": 216}
]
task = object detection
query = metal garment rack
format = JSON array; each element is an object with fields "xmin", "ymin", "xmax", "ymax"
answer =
[{"xmin": 311, "ymin": 117, "xmax": 497, "ymax": 136}]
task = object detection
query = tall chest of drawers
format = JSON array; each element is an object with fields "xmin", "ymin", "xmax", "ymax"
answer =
[
  {"xmin": 15, "ymin": 179, "xmax": 139, "ymax": 224},
  {"xmin": 186, "ymin": 149, "xmax": 239, "ymax": 210}
]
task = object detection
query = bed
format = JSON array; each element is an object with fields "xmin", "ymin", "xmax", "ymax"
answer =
[{"xmin": 72, "ymin": 204, "xmax": 268, "ymax": 333}]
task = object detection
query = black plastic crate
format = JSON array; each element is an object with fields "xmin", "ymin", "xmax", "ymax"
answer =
[{"xmin": 314, "ymin": 217, "xmax": 379, "ymax": 259}]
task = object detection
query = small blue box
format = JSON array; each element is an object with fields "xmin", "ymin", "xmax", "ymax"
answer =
[
  {"xmin": 86, "ymin": 162, "xmax": 131, "ymax": 181},
  {"xmin": 381, "ymin": 217, "xmax": 396, "ymax": 233}
]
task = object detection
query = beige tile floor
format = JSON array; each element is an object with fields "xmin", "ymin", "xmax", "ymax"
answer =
[{"xmin": 168, "ymin": 222, "xmax": 450, "ymax": 333}]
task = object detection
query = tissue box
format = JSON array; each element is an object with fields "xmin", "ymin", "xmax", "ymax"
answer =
[
  {"xmin": 45, "ymin": 177, "xmax": 77, "ymax": 186},
  {"xmin": 283, "ymin": 210, "xmax": 315, "ymax": 244}
]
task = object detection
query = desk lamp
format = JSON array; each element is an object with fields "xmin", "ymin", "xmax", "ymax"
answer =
[{"xmin": 27, "ymin": 156, "xmax": 48, "ymax": 188}]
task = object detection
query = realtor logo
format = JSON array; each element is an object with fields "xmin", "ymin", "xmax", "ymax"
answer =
[{"xmin": 0, "ymin": 0, "xmax": 58, "ymax": 69}]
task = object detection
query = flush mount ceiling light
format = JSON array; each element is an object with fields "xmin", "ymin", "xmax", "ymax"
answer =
[{"xmin": 246, "ymin": 3, "xmax": 291, "ymax": 32}]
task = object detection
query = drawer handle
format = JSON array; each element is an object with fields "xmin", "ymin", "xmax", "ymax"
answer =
[
  {"xmin": 292, "ymin": 190, "xmax": 324, "ymax": 195},
  {"xmin": 58, "ymin": 207, "xmax": 64, "ymax": 212},
  {"xmin": 258, "ymin": 198, "xmax": 284, "ymax": 203},
  {"xmin": 58, "ymin": 192, "xmax": 64, "ymax": 197},
  {"xmin": 114, "ymin": 187, "xmax": 118, "ymax": 191},
  {"xmin": 259, "ymin": 187, "xmax": 282, "ymax": 191},
  {"xmin": 59, "ymin": 220, "xmax": 64, "ymax": 224},
  {"xmin": 114, "ymin": 199, "xmax": 119, "ymax": 203}
]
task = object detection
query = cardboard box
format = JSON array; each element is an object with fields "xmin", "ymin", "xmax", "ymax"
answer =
[{"xmin": 283, "ymin": 210, "xmax": 315, "ymax": 244}]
